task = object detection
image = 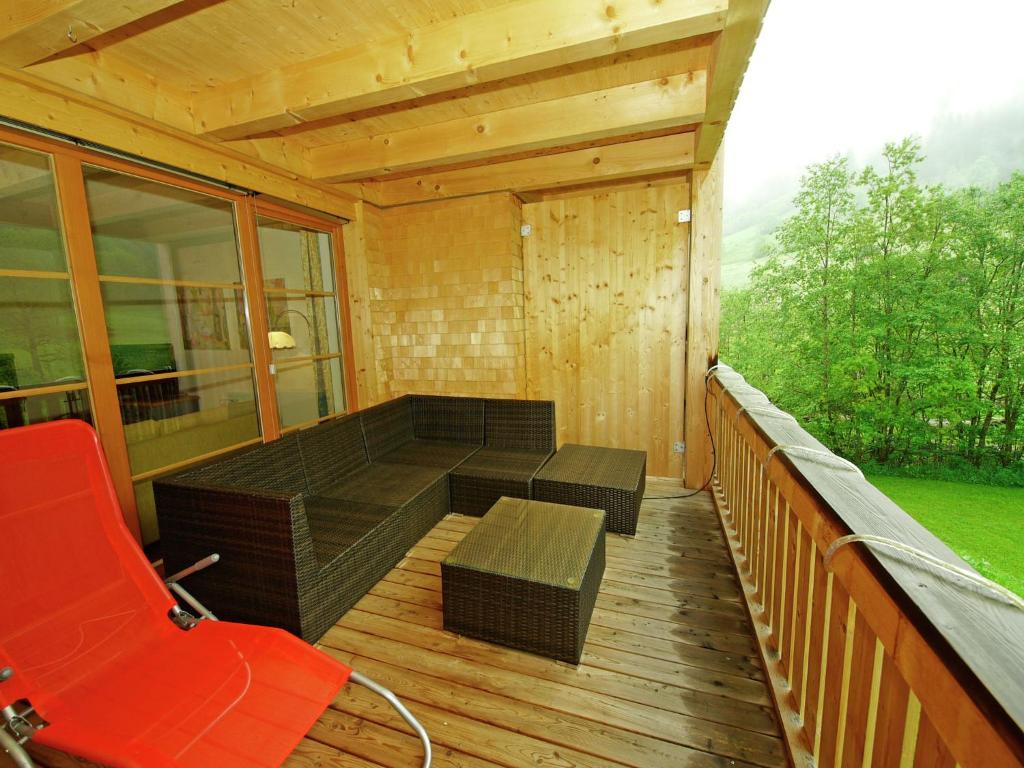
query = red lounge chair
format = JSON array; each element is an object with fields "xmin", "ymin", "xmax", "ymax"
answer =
[{"xmin": 0, "ymin": 421, "xmax": 431, "ymax": 767}]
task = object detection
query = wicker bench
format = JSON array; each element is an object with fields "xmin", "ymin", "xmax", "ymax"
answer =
[
  {"xmin": 155, "ymin": 394, "xmax": 555, "ymax": 642},
  {"xmin": 533, "ymin": 444, "xmax": 647, "ymax": 535},
  {"xmin": 441, "ymin": 497, "xmax": 605, "ymax": 664}
]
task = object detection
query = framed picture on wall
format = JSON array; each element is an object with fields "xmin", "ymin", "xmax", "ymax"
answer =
[{"xmin": 177, "ymin": 286, "xmax": 230, "ymax": 350}]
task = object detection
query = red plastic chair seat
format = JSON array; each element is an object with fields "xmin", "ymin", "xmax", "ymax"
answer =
[
  {"xmin": 32, "ymin": 621, "xmax": 347, "ymax": 767},
  {"xmin": 0, "ymin": 421, "xmax": 350, "ymax": 767}
]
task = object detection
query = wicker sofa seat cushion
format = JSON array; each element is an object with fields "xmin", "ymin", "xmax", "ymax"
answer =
[
  {"xmin": 303, "ymin": 497, "xmax": 398, "ymax": 567},
  {"xmin": 319, "ymin": 461, "xmax": 448, "ymax": 508},
  {"xmin": 452, "ymin": 447, "xmax": 551, "ymax": 480},
  {"xmin": 379, "ymin": 439, "xmax": 479, "ymax": 469}
]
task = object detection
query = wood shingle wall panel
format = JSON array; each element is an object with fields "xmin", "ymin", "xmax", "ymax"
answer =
[{"xmin": 365, "ymin": 193, "xmax": 527, "ymax": 400}]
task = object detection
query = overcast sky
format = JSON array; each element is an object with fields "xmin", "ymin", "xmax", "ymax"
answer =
[{"xmin": 725, "ymin": 0, "xmax": 1024, "ymax": 211}]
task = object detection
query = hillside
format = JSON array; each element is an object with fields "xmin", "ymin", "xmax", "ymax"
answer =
[{"xmin": 723, "ymin": 95, "xmax": 1024, "ymax": 288}]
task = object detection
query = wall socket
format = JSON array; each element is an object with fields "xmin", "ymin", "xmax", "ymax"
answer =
[{"xmin": 673, "ymin": 441, "xmax": 685, "ymax": 454}]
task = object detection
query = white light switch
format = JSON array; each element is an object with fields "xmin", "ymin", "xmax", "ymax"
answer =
[
  {"xmin": 677, "ymin": 209, "xmax": 691, "ymax": 223},
  {"xmin": 520, "ymin": 224, "xmax": 532, "ymax": 236}
]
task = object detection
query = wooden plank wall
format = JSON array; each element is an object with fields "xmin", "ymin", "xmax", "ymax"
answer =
[
  {"xmin": 363, "ymin": 193, "xmax": 527, "ymax": 400},
  {"xmin": 521, "ymin": 182, "xmax": 691, "ymax": 477}
]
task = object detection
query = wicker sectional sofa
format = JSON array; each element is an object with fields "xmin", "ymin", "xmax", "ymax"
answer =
[{"xmin": 154, "ymin": 394, "xmax": 553, "ymax": 642}]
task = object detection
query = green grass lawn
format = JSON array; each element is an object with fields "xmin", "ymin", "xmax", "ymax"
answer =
[{"xmin": 866, "ymin": 475, "xmax": 1024, "ymax": 598}]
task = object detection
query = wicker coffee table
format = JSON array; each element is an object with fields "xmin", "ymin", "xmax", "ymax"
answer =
[
  {"xmin": 533, "ymin": 444, "xmax": 647, "ymax": 535},
  {"xmin": 441, "ymin": 497, "xmax": 605, "ymax": 664}
]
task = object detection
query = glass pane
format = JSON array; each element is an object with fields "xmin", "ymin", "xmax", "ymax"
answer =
[
  {"xmin": 101, "ymin": 283, "xmax": 252, "ymax": 374},
  {"xmin": 0, "ymin": 276, "xmax": 86, "ymax": 388},
  {"xmin": 84, "ymin": 166, "xmax": 243, "ymax": 284},
  {"xmin": 0, "ymin": 389, "xmax": 92, "ymax": 430},
  {"xmin": 120, "ymin": 368, "xmax": 259, "ymax": 476},
  {"xmin": 0, "ymin": 143, "xmax": 66, "ymax": 272},
  {"xmin": 267, "ymin": 294, "xmax": 340, "ymax": 358},
  {"xmin": 276, "ymin": 357, "xmax": 344, "ymax": 429},
  {"xmin": 83, "ymin": 166, "xmax": 261, "ymax": 544},
  {"xmin": 257, "ymin": 217, "xmax": 335, "ymax": 293}
]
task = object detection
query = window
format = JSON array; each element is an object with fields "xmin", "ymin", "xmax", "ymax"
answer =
[
  {"xmin": 257, "ymin": 215, "xmax": 346, "ymax": 429},
  {"xmin": 0, "ymin": 143, "xmax": 92, "ymax": 429},
  {"xmin": 83, "ymin": 166, "xmax": 261, "ymax": 542}
]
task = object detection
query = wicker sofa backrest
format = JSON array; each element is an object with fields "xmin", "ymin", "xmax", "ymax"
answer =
[
  {"xmin": 484, "ymin": 398, "xmax": 556, "ymax": 452},
  {"xmin": 169, "ymin": 433, "xmax": 309, "ymax": 496},
  {"xmin": 411, "ymin": 395, "xmax": 484, "ymax": 445},
  {"xmin": 359, "ymin": 396, "xmax": 415, "ymax": 462},
  {"xmin": 296, "ymin": 413, "xmax": 369, "ymax": 494}
]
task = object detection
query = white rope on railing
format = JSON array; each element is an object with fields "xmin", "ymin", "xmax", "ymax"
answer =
[
  {"xmin": 824, "ymin": 534, "xmax": 1024, "ymax": 611},
  {"xmin": 765, "ymin": 443, "xmax": 864, "ymax": 478},
  {"xmin": 734, "ymin": 405, "xmax": 799, "ymax": 423}
]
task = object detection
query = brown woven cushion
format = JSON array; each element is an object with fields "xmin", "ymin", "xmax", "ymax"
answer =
[
  {"xmin": 321, "ymin": 461, "xmax": 448, "ymax": 507},
  {"xmin": 379, "ymin": 439, "xmax": 479, "ymax": 469},
  {"xmin": 411, "ymin": 395, "xmax": 484, "ymax": 444},
  {"xmin": 296, "ymin": 413, "xmax": 369, "ymax": 493},
  {"xmin": 360, "ymin": 397, "xmax": 415, "ymax": 462},
  {"xmin": 451, "ymin": 447, "xmax": 551, "ymax": 481},
  {"xmin": 483, "ymin": 399, "xmax": 555, "ymax": 451}
]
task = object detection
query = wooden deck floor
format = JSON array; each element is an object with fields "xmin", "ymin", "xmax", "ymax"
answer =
[
  {"xmin": 26, "ymin": 478, "xmax": 785, "ymax": 768},
  {"xmin": 288, "ymin": 478, "xmax": 785, "ymax": 768}
]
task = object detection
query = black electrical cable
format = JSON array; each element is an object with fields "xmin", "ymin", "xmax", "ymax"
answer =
[{"xmin": 643, "ymin": 366, "xmax": 718, "ymax": 500}]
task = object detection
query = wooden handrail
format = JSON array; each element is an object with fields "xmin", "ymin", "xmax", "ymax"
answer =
[{"xmin": 707, "ymin": 364, "xmax": 1024, "ymax": 768}]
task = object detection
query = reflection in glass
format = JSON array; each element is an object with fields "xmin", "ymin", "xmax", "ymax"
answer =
[
  {"xmin": 101, "ymin": 283, "xmax": 252, "ymax": 374},
  {"xmin": 0, "ymin": 389, "xmax": 92, "ymax": 430},
  {"xmin": 267, "ymin": 295, "xmax": 340, "ymax": 359},
  {"xmin": 85, "ymin": 167, "xmax": 243, "ymax": 283},
  {"xmin": 275, "ymin": 358, "xmax": 344, "ymax": 429},
  {"xmin": 0, "ymin": 143, "xmax": 67, "ymax": 272},
  {"xmin": 257, "ymin": 217, "xmax": 335, "ymax": 293},
  {"xmin": 121, "ymin": 369, "xmax": 259, "ymax": 477},
  {"xmin": 0, "ymin": 277, "xmax": 86, "ymax": 388}
]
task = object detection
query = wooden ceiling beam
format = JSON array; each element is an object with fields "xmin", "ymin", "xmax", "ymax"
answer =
[
  {"xmin": 0, "ymin": 67, "xmax": 358, "ymax": 219},
  {"xmin": 192, "ymin": 0, "xmax": 727, "ymax": 140},
  {"xmin": 694, "ymin": 0, "xmax": 768, "ymax": 166},
  {"xmin": 0, "ymin": 0, "xmax": 188, "ymax": 68},
  {"xmin": 309, "ymin": 71, "xmax": 707, "ymax": 183},
  {"xmin": 375, "ymin": 132, "xmax": 695, "ymax": 206}
]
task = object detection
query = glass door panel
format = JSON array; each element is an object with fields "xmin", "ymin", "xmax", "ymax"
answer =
[
  {"xmin": 256, "ymin": 216, "xmax": 346, "ymax": 430},
  {"xmin": 0, "ymin": 143, "xmax": 92, "ymax": 428},
  {"xmin": 83, "ymin": 165, "xmax": 260, "ymax": 543}
]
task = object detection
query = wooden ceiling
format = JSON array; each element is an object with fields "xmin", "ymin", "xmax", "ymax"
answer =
[{"xmin": 0, "ymin": 0, "xmax": 767, "ymax": 208}]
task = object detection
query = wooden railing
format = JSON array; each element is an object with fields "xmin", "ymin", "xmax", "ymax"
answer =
[{"xmin": 707, "ymin": 364, "xmax": 1024, "ymax": 768}]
